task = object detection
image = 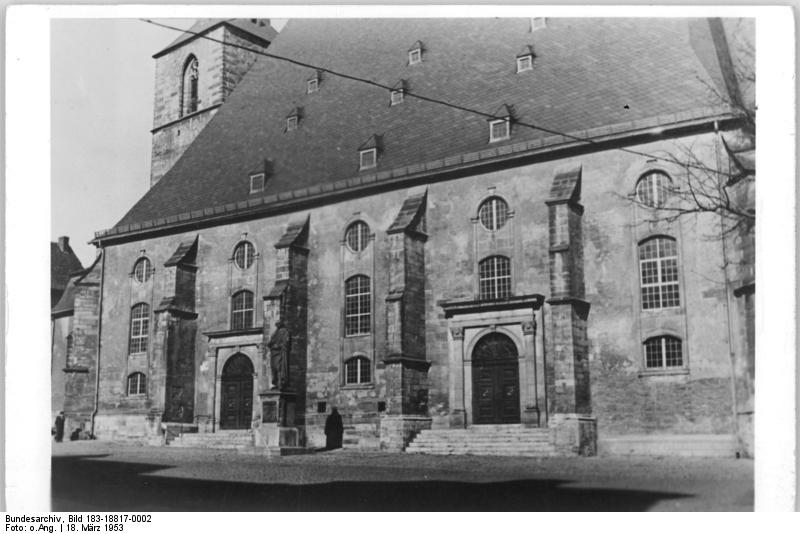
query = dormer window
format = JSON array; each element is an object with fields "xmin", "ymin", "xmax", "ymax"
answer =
[
  {"xmin": 408, "ymin": 41, "xmax": 424, "ymax": 65},
  {"xmin": 516, "ymin": 45, "xmax": 536, "ymax": 73},
  {"xmin": 359, "ymin": 148, "xmax": 377, "ymax": 170},
  {"xmin": 531, "ymin": 17, "xmax": 547, "ymax": 31},
  {"xmin": 307, "ymin": 71, "xmax": 322, "ymax": 94},
  {"xmin": 250, "ymin": 173, "xmax": 265, "ymax": 194},
  {"xmin": 516, "ymin": 54, "xmax": 533, "ymax": 73},
  {"xmin": 285, "ymin": 107, "xmax": 302, "ymax": 132},
  {"xmin": 358, "ymin": 134, "xmax": 382, "ymax": 171},
  {"xmin": 489, "ymin": 119, "xmax": 511, "ymax": 142},
  {"xmin": 390, "ymin": 79, "xmax": 407, "ymax": 106}
]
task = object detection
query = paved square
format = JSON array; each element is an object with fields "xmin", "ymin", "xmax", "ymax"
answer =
[{"xmin": 52, "ymin": 442, "xmax": 753, "ymax": 511}]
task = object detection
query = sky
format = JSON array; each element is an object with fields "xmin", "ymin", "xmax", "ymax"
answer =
[{"xmin": 50, "ymin": 18, "xmax": 285, "ymax": 266}]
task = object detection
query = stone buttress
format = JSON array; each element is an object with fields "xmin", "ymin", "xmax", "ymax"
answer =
[
  {"xmin": 380, "ymin": 191, "xmax": 432, "ymax": 450},
  {"xmin": 544, "ymin": 165, "xmax": 597, "ymax": 455},
  {"xmin": 150, "ymin": 237, "xmax": 199, "ymax": 431}
]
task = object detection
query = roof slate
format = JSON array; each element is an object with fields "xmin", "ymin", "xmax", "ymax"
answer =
[
  {"xmin": 388, "ymin": 191, "xmax": 427, "ymax": 234},
  {"xmin": 51, "ymin": 241, "xmax": 84, "ymax": 291},
  {"xmin": 114, "ymin": 18, "xmax": 732, "ymax": 234}
]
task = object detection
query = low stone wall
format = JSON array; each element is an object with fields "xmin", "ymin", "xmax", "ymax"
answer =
[
  {"xmin": 93, "ymin": 412, "xmax": 163, "ymax": 441},
  {"xmin": 549, "ymin": 413, "xmax": 597, "ymax": 456}
]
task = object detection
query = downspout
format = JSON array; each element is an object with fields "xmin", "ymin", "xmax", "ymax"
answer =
[{"xmin": 90, "ymin": 247, "xmax": 106, "ymax": 436}]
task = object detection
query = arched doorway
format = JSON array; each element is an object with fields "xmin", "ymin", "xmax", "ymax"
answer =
[
  {"xmin": 220, "ymin": 353, "xmax": 254, "ymax": 430},
  {"xmin": 472, "ymin": 332, "xmax": 521, "ymax": 424}
]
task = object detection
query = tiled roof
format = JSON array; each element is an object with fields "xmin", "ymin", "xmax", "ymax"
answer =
[
  {"xmin": 164, "ymin": 236, "xmax": 198, "ymax": 266},
  {"xmin": 154, "ymin": 19, "xmax": 277, "ymax": 58},
  {"xmin": 51, "ymin": 241, "xmax": 83, "ymax": 291},
  {"xmin": 113, "ymin": 18, "xmax": 733, "ymax": 235},
  {"xmin": 548, "ymin": 165, "xmax": 582, "ymax": 203},
  {"xmin": 275, "ymin": 216, "xmax": 309, "ymax": 248}
]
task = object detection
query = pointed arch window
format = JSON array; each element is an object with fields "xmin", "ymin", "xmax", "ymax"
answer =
[
  {"xmin": 181, "ymin": 55, "xmax": 199, "ymax": 116},
  {"xmin": 231, "ymin": 290, "xmax": 255, "ymax": 330},
  {"xmin": 129, "ymin": 303, "xmax": 150, "ymax": 354},
  {"xmin": 639, "ymin": 236, "xmax": 680, "ymax": 309}
]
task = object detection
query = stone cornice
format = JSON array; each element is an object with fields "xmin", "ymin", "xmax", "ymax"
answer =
[{"xmin": 438, "ymin": 294, "xmax": 545, "ymax": 317}]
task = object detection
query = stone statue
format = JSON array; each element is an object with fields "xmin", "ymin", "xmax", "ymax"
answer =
[{"xmin": 267, "ymin": 320, "xmax": 291, "ymax": 389}]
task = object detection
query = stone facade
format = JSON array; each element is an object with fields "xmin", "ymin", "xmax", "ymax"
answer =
[
  {"xmin": 75, "ymin": 132, "xmax": 744, "ymax": 452},
  {"xmin": 150, "ymin": 25, "xmax": 271, "ymax": 186}
]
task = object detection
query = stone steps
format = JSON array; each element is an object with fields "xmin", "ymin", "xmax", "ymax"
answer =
[
  {"xmin": 406, "ymin": 425, "xmax": 558, "ymax": 457},
  {"xmin": 598, "ymin": 434, "xmax": 739, "ymax": 457},
  {"xmin": 169, "ymin": 430, "xmax": 255, "ymax": 450}
]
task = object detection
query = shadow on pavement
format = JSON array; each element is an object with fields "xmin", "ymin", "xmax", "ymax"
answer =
[{"xmin": 52, "ymin": 454, "xmax": 691, "ymax": 511}]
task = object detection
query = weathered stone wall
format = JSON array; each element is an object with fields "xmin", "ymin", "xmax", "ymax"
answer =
[
  {"xmin": 150, "ymin": 26, "xmax": 269, "ymax": 186},
  {"xmin": 93, "ymin": 132, "xmax": 739, "ymax": 442},
  {"xmin": 51, "ymin": 315, "xmax": 72, "ymax": 420}
]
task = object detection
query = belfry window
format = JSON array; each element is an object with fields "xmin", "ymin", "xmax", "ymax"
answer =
[
  {"xmin": 644, "ymin": 336, "xmax": 683, "ymax": 368},
  {"xmin": 181, "ymin": 56, "xmax": 199, "ymax": 116},
  {"xmin": 127, "ymin": 372, "xmax": 147, "ymax": 396},
  {"xmin": 478, "ymin": 196, "xmax": 509, "ymax": 231},
  {"xmin": 129, "ymin": 303, "xmax": 150, "ymax": 354},
  {"xmin": 639, "ymin": 236, "xmax": 680, "ymax": 310},
  {"xmin": 345, "ymin": 275, "xmax": 371, "ymax": 336},
  {"xmin": 344, "ymin": 356, "xmax": 371, "ymax": 385},
  {"xmin": 479, "ymin": 256, "xmax": 511, "ymax": 300}
]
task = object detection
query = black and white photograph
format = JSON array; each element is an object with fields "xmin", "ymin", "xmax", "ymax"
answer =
[{"xmin": 3, "ymin": 4, "xmax": 797, "ymax": 515}]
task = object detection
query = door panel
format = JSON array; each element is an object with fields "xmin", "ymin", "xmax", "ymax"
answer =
[{"xmin": 471, "ymin": 333, "xmax": 521, "ymax": 425}]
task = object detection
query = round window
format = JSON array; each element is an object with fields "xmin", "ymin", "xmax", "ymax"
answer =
[
  {"xmin": 635, "ymin": 171, "xmax": 673, "ymax": 208},
  {"xmin": 133, "ymin": 258, "xmax": 152, "ymax": 283},
  {"xmin": 478, "ymin": 196, "xmax": 509, "ymax": 231},
  {"xmin": 345, "ymin": 221, "xmax": 370, "ymax": 252},
  {"xmin": 233, "ymin": 241, "xmax": 255, "ymax": 269}
]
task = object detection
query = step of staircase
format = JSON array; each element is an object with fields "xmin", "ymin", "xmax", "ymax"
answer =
[
  {"xmin": 406, "ymin": 425, "xmax": 558, "ymax": 457},
  {"xmin": 169, "ymin": 430, "xmax": 255, "ymax": 450}
]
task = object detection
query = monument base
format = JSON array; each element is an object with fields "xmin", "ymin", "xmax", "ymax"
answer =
[
  {"xmin": 549, "ymin": 413, "xmax": 597, "ymax": 456},
  {"xmin": 255, "ymin": 389, "xmax": 304, "ymax": 453}
]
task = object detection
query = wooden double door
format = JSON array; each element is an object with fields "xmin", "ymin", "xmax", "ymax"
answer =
[
  {"xmin": 220, "ymin": 354, "xmax": 254, "ymax": 430},
  {"xmin": 472, "ymin": 333, "xmax": 521, "ymax": 424}
]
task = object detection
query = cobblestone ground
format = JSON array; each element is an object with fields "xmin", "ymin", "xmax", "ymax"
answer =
[{"xmin": 52, "ymin": 441, "xmax": 753, "ymax": 511}]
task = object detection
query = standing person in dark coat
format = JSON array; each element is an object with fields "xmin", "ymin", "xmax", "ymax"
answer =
[
  {"xmin": 54, "ymin": 411, "xmax": 65, "ymax": 443},
  {"xmin": 324, "ymin": 408, "xmax": 344, "ymax": 450}
]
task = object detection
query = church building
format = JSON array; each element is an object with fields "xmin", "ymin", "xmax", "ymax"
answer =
[{"xmin": 54, "ymin": 17, "xmax": 755, "ymax": 456}]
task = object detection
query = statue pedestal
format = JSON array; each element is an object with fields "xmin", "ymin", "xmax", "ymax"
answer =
[{"xmin": 256, "ymin": 389, "xmax": 302, "ymax": 451}]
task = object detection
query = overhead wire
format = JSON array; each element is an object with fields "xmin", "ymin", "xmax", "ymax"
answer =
[{"xmin": 141, "ymin": 18, "xmax": 738, "ymax": 178}]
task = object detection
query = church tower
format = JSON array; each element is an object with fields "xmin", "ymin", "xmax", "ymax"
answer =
[{"xmin": 150, "ymin": 19, "xmax": 277, "ymax": 187}]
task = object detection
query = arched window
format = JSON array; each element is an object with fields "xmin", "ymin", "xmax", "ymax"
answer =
[
  {"xmin": 233, "ymin": 241, "xmax": 255, "ymax": 269},
  {"xmin": 132, "ymin": 257, "xmax": 152, "ymax": 283},
  {"xmin": 181, "ymin": 56, "xmax": 199, "ymax": 116},
  {"xmin": 127, "ymin": 372, "xmax": 146, "ymax": 396},
  {"xmin": 345, "ymin": 221, "xmax": 370, "ymax": 252},
  {"xmin": 344, "ymin": 356, "xmax": 371, "ymax": 384},
  {"xmin": 478, "ymin": 196, "xmax": 509, "ymax": 231},
  {"xmin": 231, "ymin": 290, "xmax": 255, "ymax": 330},
  {"xmin": 344, "ymin": 275, "xmax": 371, "ymax": 336},
  {"xmin": 638, "ymin": 236, "xmax": 680, "ymax": 310},
  {"xmin": 635, "ymin": 170, "xmax": 673, "ymax": 208},
  {"xmin": 129, "ymin": 303, "xmax": 150, "ymax": 354},
  {"xmin": 479, "ymin": 256, "xmax": 511, "ymax": 300},
  {"xmin": 644, "ymin": 336, "xmax": 683, "ymax": 368}
]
